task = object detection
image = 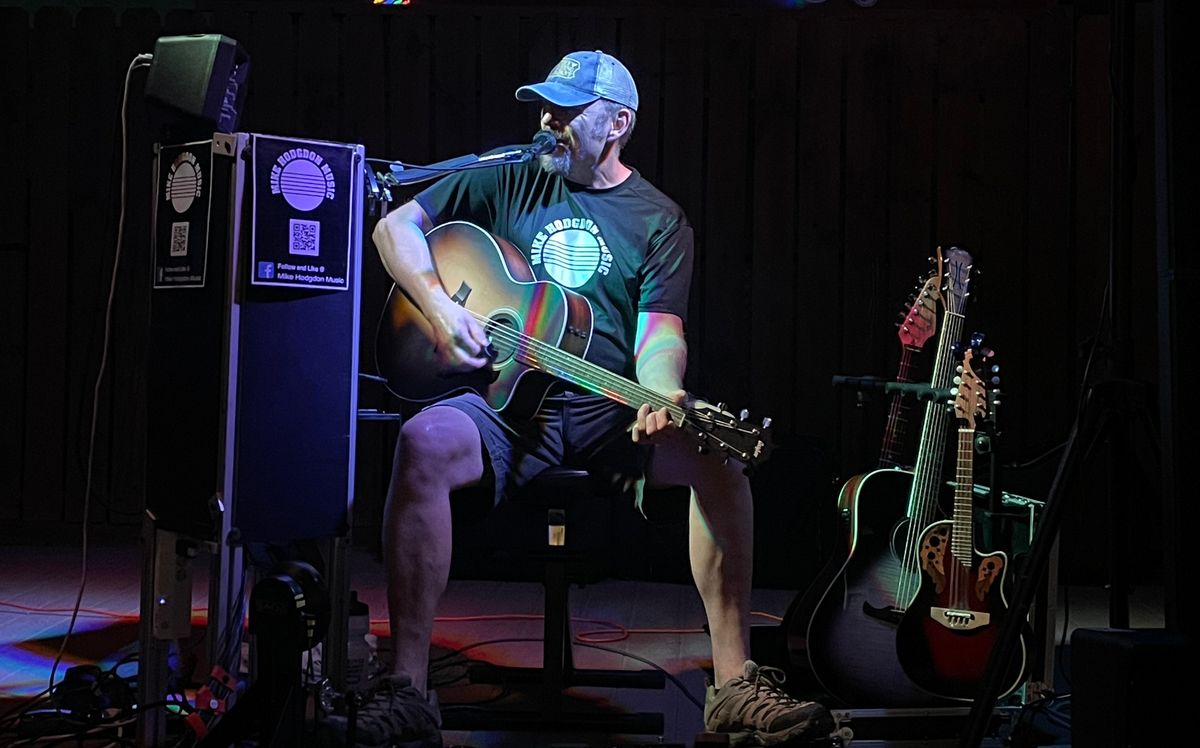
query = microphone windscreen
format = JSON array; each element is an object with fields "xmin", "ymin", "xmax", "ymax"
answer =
[{"xmin": 530, "ymin": 131, "xmax": 558, "ymax": 155}]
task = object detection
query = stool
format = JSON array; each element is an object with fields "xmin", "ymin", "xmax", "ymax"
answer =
[{"xmin": 439, "ymin": 466, "xmax": 666, "ymax": 735}]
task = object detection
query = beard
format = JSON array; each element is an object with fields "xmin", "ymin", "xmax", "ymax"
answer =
[{"xmin": 537, "ymin": 148, "xmax": 571, "ymax": 177}]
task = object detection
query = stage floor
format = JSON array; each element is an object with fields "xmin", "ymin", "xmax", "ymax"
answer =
[{"xmin": 0, "ymin": 540, "xmax": 1165, "ymax": 747}]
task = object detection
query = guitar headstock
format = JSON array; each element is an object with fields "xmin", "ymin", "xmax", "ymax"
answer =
[
  {"xmin": 952, "ymin": 337, "xmax": 994, "ymax": 429},
  {"xmin": 940, "ymin": 245, "xmax": 974, "ymax": 317},
  {"xmin": 682, "ymin": 402, "xmax": 775, "ymax": 473},
  {"xmin": 897, "ymin": 271, "xmax": 941, "ymax": 349}
]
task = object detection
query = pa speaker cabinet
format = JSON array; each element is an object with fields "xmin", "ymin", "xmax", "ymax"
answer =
[
  {"xmin": 1071, "ymin": 627, "xmax": 1191, "ymax": 747},
  {"xmin": 146, "ymin": 137, "xmax": 228, "ymax": 541},
  {"xmin": 147, "ymin": 132, "xmax": 365, "ymax": 544},
  {"xmin": 145, "ymin": 34, "xmax": 250, "ymax": 140}
]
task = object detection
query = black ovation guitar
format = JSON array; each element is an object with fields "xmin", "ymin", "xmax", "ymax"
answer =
[
  {"xmin": 782, "ymin": 265, "xmax": 941, "ymax": 673},
  {"xmin": 896, "ymin": 342, "xmax": 1029, "ymax": 700},
  {"xmin": 374, "ymin": 220, "xmax": 774, "ymax": 470},
  {"xmin": 804, "ymin": 246, "xmax": 973, "ymax": 707}
]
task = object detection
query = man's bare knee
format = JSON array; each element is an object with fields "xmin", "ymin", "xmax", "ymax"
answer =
[{"xmin": 394, "ymin": 406, "xmax": 485, "ymax": 490}]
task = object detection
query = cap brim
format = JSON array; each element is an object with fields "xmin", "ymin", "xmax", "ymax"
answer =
[{"xmin": 514, "ymin": 81, "xmax": 599, "ymax": 108}]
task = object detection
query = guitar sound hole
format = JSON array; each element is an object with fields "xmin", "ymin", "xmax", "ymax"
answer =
[{"xmin": 485, "ymin": 312, "xmax": 520, "ymax": 366}]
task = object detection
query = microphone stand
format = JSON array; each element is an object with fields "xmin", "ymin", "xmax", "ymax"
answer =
[
  {"xmin": 830, "ymin": 374, "xmax": 955, "ymax": 404},
  {"xmin": 363, "ymin": 135, "xmax": 556, "ymax": 204}
]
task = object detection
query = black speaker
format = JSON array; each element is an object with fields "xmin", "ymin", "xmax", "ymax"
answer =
[
  {"xmin": 1070, "ymin": 627, "xmax": 1192, "ymax": 747},
  {"xmin": 145, "ymin": 34, "xmax": 250, "ymax": 139}
]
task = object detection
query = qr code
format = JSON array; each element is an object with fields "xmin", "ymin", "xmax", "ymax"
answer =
[
  {"xmin": 170, "ymin": 222, "xmax": 189, "ymax": 257},
  {"xmin": 289, "ymin": 219, "xmax": 319, "ymax": 256}
]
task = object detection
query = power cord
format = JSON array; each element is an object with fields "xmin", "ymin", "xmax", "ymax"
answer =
[
  {"xmin": 0, "ymin": 654, "xmax": 190, "ymax": 746},
  {"xmin": 45, "ymin": 50, "xmax": 154, "ymax": 701}
]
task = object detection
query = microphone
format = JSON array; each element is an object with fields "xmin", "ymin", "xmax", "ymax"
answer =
[
  {"xmin": 475, "ymin": 132, "xmax": 560, "ymax": 165},
  {"xmin": 526, "ymin": 130, "xmax": 558, "ymax": 157}
]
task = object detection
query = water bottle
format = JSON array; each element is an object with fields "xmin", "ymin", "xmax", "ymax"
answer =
[{"xmin": 344, "ymin": 590, "xmax": 371, "ymax": 692}]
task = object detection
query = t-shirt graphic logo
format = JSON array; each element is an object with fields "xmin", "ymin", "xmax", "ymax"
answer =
[
  {"xmin": 530, "ymin": 217, "xmax": 614, "ymax": 289},
  {"xmin": 550, "ymin": 58, "xmax": 581, "ymax": 80}
]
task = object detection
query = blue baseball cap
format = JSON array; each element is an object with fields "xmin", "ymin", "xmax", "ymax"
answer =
[{"xmin": 515, "ymin": 50, "xmax": 639, "ymax": 112}]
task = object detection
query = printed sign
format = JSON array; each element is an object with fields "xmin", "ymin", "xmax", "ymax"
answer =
[
  {"xmin": 250, "ymin": 135, "xmax": 356, "ymax": 290},
  {"xmin": 152, "ymin": 142, "xmax": 213, "ymax": 288}
]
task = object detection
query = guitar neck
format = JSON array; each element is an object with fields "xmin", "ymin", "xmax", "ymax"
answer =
[
  {"xmin": 952, "ymin": 426, "xmax": 976, "ymax": 563},
  {"xmin": 467, "ymin": 308, "xmax": 686, "ymax": 422},
  {"xmin": 878, "ymin": 347, "xmax": 918, "ymax": 468},
  {"xmin": 906, "ymin": 308, "xmax": 964, "ymax": 521}
]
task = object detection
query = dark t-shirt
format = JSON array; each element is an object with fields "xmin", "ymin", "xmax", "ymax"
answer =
[{"xmin": 413, "ymin": 158, "xmax": 694, "ymax": 379}]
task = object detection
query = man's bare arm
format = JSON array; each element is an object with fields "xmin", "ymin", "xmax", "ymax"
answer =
[{"xmin": 373, "ymin": 201, "xmax": 491, "ymax": 369}]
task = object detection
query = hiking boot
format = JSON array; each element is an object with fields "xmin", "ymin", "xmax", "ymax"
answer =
[
  {"xmin": 322, "ymin": 673, "xmax": 442, "ymax": 748},
  {"xmin": 704, "ymin": 660, "xmax": 833, "ymax": 746}
]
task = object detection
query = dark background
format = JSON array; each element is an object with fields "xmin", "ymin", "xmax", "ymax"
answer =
[{"xmin": 0, "ymin": 0, "xmax": 1190, "ymax": 628}]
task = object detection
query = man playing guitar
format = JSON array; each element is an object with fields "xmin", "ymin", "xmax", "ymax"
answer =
[{"xmin": 325, "ymin": 50, "xmax": 832, "ymax": 748}]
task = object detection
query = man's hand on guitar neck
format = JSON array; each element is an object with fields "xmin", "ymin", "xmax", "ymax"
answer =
[{"xmin": 631, "ymin": 389, "xmax": 688, "ymax": 445}]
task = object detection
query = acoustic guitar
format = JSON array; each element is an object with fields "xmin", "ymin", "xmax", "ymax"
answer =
[
  {"xmin": 803, "ymin": 246, "xmax": 973, "ymax": 707},
  {"xmin": 374, "ymin": 220, "xmax": 774, "ymax": 470},
  {"xmin": 895, "ymin": 342, "xmax": 1029, "ymax": 700},
  {"xmin": 782, "ymin": 266, "xmax": 940, "ymax": 673}
]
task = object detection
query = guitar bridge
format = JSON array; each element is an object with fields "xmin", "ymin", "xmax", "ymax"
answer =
[{"xmin": 930, "ymin": 606, "xmax": 990, "ymax": 630}]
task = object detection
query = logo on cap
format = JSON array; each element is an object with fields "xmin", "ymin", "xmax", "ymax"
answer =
[{"xmin": 551, "ymin": 58, "xmax": 581, "ymax": 80}]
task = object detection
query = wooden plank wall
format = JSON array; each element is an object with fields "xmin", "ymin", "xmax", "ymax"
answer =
[{"xmin": 0, "ymin": 2, "xmax": 1157, "ymax": 582}]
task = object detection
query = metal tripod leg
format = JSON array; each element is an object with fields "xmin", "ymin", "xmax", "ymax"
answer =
[{"xmin": 960, "ymin": 387, "xmax": 1114, "ymax": 747}]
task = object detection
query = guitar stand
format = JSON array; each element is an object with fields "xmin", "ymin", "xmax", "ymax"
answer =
[{"xmin": 958, "ymin": 379, "xmax": 1157, "ymax": 747}]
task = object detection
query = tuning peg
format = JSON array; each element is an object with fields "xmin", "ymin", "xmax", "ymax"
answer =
[
  {"xmin": 991, "ymin": 376, "xmax": 1001, "ymax": 387},
  {"xmin": 739, "ymin": 408, "xmax": 749, "ymax": 421},
  {"xmin": 950, "ymin": 386, "xmax": 959, "ymax": 396},
  {"xmin": 697, "ymin": 445, "xmax": 709, "ymax": 456},
  {"xmin": 761, "ymin": 417, "xmax": 772, "ymax": 430},
  {"xmin": 716, "ymin": 402, "xmax": 726, "ymax": 412}
]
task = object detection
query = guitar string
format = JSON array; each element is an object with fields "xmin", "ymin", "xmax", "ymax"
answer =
[
  {"xmin": 880, "ymin": 347, "xmax": 916, "ymax": 467},
  {"xmin": 908, "ymin": 274, "xmax": 968, "ymax": 592},
  {"xmin": 461, "ymin": 309, "xmax": 679, "ymax": 411},
  {"xmin": 906, "ymin": 310, "xmax": 961, "ymax": 605},
  {"xmin": 896, "ymin": 305, "xmax": 964, "ymax": 608},
  {"xmin": 951, "ymin": 360, "xmax": 984, "ymax": 610},
  {"xmin": 952, "ymin": 426, "xmax": 975, "ymax": 608},
  {"xmin": 457, "ymin": 308, "xmax": 765, "ymax": 457},
  {"xmin": 900, "ymin": 250, "xmax": 951, "ymax": 607},
  {"xmin": 883, "ymin": 280, "xmax": 936, "ymax": 466}
]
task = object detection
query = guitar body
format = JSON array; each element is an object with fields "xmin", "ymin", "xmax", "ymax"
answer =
[
  {"xmin": 895, "ymin": 523, "xmax": 1029, "ymax": 701},
  {"xmin": 805, "ymin": 468, "xmax": 954, "ymax": 707},
  {"xmin": 375, "ymin": 221, "xmax": 594, "ymax": 418}
]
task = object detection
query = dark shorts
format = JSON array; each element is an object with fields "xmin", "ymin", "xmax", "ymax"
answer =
[{"xmin": 426, "ymin": 386, "xmax": 651, "ymax": 506}]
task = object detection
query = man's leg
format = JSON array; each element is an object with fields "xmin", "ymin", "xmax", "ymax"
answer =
[
  {"xmin": 324, "ymin": 406, "xmax": 485, "ymax": 747},
  {"xmin": 647, "ymin": 434, "xmax": 833, "ymax": 745},
  {"xmin": 645, "ymin": 435, "xmax": 753, "ymax": 688},
  {"xmin": 383, "ymin": 406, "xmax": 486, "ymax": 693}
]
